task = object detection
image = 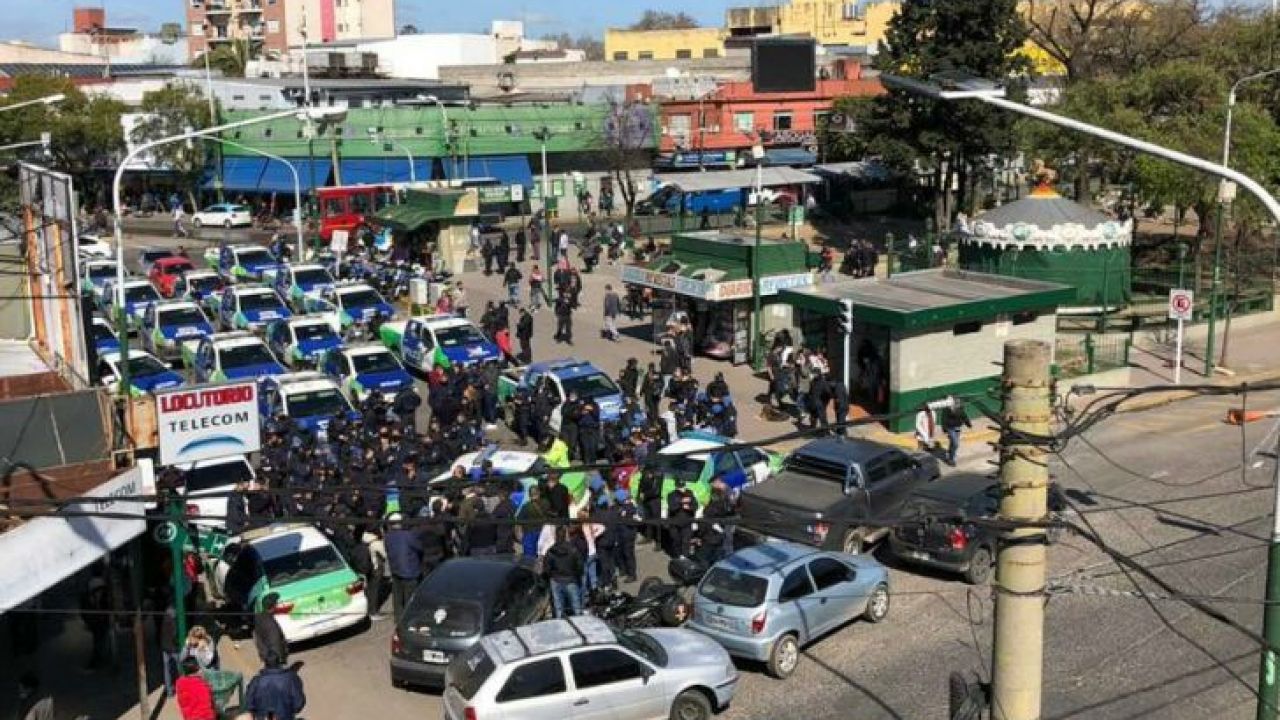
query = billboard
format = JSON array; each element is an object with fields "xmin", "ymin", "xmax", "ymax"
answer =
[
  {"xmin": 156, "ymin": 382, "xmax": 261, "ymax": 466},
  {"xmin": 752, "ymin": 38, "xmax": 817, "ymax": 93}
]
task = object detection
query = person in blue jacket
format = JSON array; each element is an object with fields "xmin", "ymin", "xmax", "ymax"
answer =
[
  {"xmin": 384, "ymin": 512, "xmax": 423, "ymax": 623},
  {"xmin": 244, "ymin": 663, "xmax": 306, "ymax": 720}
]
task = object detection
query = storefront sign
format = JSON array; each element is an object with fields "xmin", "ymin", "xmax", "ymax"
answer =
[
  {"xmin": 759, "ymin": 272, "xmax": 815, "ymax": 296},
  {"xmin": 156, "ymin": 382, "xmax": 261, "ymax": 466},
  {"xmin": 623, "ymin": 266, "xmax": 815, "ymax": 302}
]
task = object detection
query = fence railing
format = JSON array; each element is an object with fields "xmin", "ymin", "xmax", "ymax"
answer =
[{"xmin": 1055, "ymin": 333, "xmax": 1131, "ymax": 378}]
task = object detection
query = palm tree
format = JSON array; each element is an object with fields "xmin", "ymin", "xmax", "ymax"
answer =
[{"xmin": 202, "ymin": 39, "xmax": 252, "ymax": 78}]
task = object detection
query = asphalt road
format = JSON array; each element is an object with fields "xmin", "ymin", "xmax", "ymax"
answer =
[{"xmin": 110, "ymin": 229, "xmax": 1278, "ymax": 719}]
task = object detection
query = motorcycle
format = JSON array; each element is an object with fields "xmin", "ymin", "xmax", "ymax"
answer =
[{"xmin": 586, "ymin": 556, "xmax": 706, "ymax": 629}]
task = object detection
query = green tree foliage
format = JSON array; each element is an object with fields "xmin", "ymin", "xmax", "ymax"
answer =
[
  {"xmin": 0, "ymin": 75, "xmax": 125, "ymax": 207},
  {"xmin": 854, "ymin": 0, "xmax": 1030, "ymax": 228},
  {"xmin": 629, "ymin": 10, "xmax": 699, "ymax": 31},
  {"xmin": 133, "ymin": 83, "xmax": 217, "ymax": 208},
  {"xmin": 196, "ymin": 40, "xmax": 253, "ymax": 79}
]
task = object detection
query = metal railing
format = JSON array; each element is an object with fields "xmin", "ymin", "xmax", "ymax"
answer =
[{"xmin": 1054, "ymin": 333, "xmax": 1132, "ymax": 378}]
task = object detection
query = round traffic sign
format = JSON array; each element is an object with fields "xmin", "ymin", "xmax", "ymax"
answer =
[
  {"xmin": 152, "ymin": 521, "xmax": 178, "ymax": 544},
  {"xmin": 1172, "ymin": 294, "xmax": 1192, "ymax": 313}
]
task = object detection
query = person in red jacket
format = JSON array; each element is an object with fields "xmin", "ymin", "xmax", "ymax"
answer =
[{"xmin": 174, "ymin": 657, "xmax": 217, "ymax": 720}]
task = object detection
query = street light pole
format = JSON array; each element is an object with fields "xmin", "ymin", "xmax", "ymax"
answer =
[
  {"xmin": 368, "ymin": 128, "xmax": 415, "ymax": 183},
  {"xmin": 0, "ymin": 93, "xmax": 66, "ymax": 114},
  {"xmin": 200, "ymin": 137, "xmax": 305, "ymax": 260},
  {"xmin": 533, "ymin": 126, "xmax": 553, "ymax": 302},
  {"xmin": 751, "ymin": 141, "xmax": 765, "ymax": 370},
  {"xmin": 423, "ymin": 95, "xmax": 453, "ymax": 180}
]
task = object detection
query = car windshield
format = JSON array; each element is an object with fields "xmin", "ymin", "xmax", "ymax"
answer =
[
  {"xmin": 781, "ymin": 453, "xmax": 849, "ymax": 484},
  {"xmin": 447, "ymin": 644, "xmax": 496, "ymax": 701},
  {"xmin": 293, "ymin": 323, "xmax": 336, "ymax": 343},
  {"xmin": 237, "ymin": 249, "xmax": 275, "ymax": 266},
  {"xmin": 91, "ymin": 323, "xmax": 115, "ymax": 341},
  {"xmin": 125, "ymin": 285, "xmax": 159, "ymax": 304},
  {"xmin": 351, "ymin": 351, "xmax": 400, "ymax": 374},
  {"xmin": 160, "ymin": 308, "xmax": 207, "ymax": 327},
  {"xmin": 261, "ymin": 544, "xmax": 346, "ymax": 586},
  {"xmin": 142, "ymin": 250, "xmax": 174, "ymax": 263},
  {"xmin": 293, "ymin": 268, "xmax": 333, "ymax": 286},
  {"xmin": 286, "ymin": 388, "xmax": 349, "ymax": 417},
  {"xmin": 184, "ymin": 460, "xmax": 252, "ymax": 494},
  {"xmin": 188, "ymin": 276, "xmax": 222, "ymax": 294},
  {"xmin": 647, "ymin": 453, "xmax": 704, "ymax": 483},
  {"xmin": 239, "ymin": 292, "xmax": 284, "ymax": 312},
  {"xmin": 560, "ymin": 371, "xmax": 619, "ymax": 400},
  {"xmin": 435, "ymin": 324, "xmax": 488, "ymax": 348},
  {"xmin": 403, "ymin": 597, "xmax": 484, "ymax": 638},
  {"xmin": 125, "ymin": 355, "xmax": 170, "ymax": 378},
  {"xmin": 219, "ymin": 343, "xmax": 277, "ymax": 369},
  {"xmin": 700, "ymin": 567, "xmax": 769, "ymax": 608},
  {"xmin": 617, "ymin": 629, "xmax": 668, "ymax": 667},
  {"xmin": 88, "ymin": 265, "xmax": 115, "ymax": 279},
  {"xmin": 339, "ymin": 289, "xmax": 382, "ymax": 308}
]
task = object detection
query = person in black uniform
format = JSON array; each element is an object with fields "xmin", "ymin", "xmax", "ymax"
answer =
[
  {"xmin": 560, "ymin": 392, "xmax": 581, "ymax": 461},
  {"xmin": 554, "ymin": 292, "xmax": 574, "ymax": 344},
  {"xmin": 577, "ymin": 400, "xmax": 600, "ymax": 465},
  {"xmin": 636, "ymin": 467, "xmax": 663, "ymax": 546},
  {"xmin": 666, "ymin": 479, "xmax": 699, "ymax": 559},
  {"xmin": 511, "ymin": 388, "xmax": 533, "ymax": 446},
  {"xmin": 612, "ymin": 489, "xmax": 639, "ymax": 583}
]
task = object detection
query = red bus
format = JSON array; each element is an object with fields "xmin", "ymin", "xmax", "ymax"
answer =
[{"xmin": 316, "ymin": 184, "xmax": 397, "ymax": 250}]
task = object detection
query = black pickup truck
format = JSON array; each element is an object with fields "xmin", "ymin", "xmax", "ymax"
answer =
[{"xmin": 738, "ymin": 438, "xmax": 941, "ymax": 555}]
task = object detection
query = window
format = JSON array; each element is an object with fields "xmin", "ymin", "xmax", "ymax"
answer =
[
  {"xmin": 886, "ymin": 453, "xmax": 916, "ymax": 477},
  {"xmin": 667, "ymin": 114, "xmax": 691, "ymax": 141},
  {"xmin": 232, "ymin": 94, "xmax": 245, "ymax": 101},
  {"xmin": 779, "ymin": 567, "xmax": 814, "ymax": 602},
  {"xmin": 734, "ymin": 112, "xmax": 754, "ymax": 134},
  {"xmin": 267, "ymin": 19, "xmax": 279, "ymax": 33},
  {"xmin": 809, "ymin": 557, "xmax": 853, "ymax": 591},
  {"xmin": 613, "ymin": 51, "xmax": 629, "ymax": 61},
  {"xmin": 813, "ymin": 110, "xmax": 831, "ymax": 129},
  {"xmin": 638, "ymin": 51, "xmax": 654, "ymax": 60},
  {"xmin": 773, "ymin": 111, "xmax": 794, "ymax": 131},
  {"xmin": 737, "ymin": 448, "xmax": 767, "ymax": 468},
  {"xmin": 259, "ymin": 94, "xmax": 272, "ymax": 102},
  {"xmin": 675, "ymin": 49, "xmax": 692, "ymax": 59},
  {"xmin": 570, "ymin": 649, "xmax": 645, "ymax": 689},
  {"xmin": 703, "ymin": 48, "xmax": 719, "ymax": 58},
  {"xmin": 953, "ymin": 320, "xmax": 982, "ymax": 335},
  {"xmin": 497, "ymin": 658, "xmax": 566, "ymax": 703},
  {"xmin": 712, "ymin": 451, "xmax": 742, "ymax": 479}
]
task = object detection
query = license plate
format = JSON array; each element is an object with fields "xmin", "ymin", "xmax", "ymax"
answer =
[
  {"xmin": 704, "ymin": 613, "xmax": 734, "ymax": 631},
  {"xmin": 906, "ymin": 550, "xmax": 930, "ymax": 561},
  {"xmin": 423, "ymin": 649, "xmax": 448, "ymax": 664}
]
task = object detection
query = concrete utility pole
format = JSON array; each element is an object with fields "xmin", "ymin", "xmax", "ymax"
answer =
[
  {"xmin": 1258, "ymin": 422, "xmax": 1280, "ymax": 720},
  {"xmin": 991, "ymin": 339, "xmax": 1052, "ymax": 720}
]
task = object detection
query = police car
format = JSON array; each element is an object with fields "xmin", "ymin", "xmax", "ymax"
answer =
[
  {"xmin": 80, "ymin": 259, "xmax": 119, "ymax": 299},
  {"xmin": 190, "ymin": 331, "xmax": 287, "ymax": 384},
  {"xmin": 630, "ymin": 431, "xmax": 783, "ymax": 509},
  {"xmin": 266, "ymin": 316, "xmax": 345, "ymax": 369},
  {"xmin": 269, "ymin": 263, "xmax": 336, "ymax": 311},
  {"xmin": 95, "ymin": 349, "xmax": 186, "ymax": 396},
  {"xmin": 429, "ymin": 446, "xmax": 590, "ymax": 505},
  {"xmin": 172, "ymin": 268, "xmax": 226, "ymax": 304},
  {"xmin": 216, "ymin": 285, "xmax": 292, "ymax": 333},
  {"xmin": 498, "ymin": 359, "xmax": 629, "ymax": 432},
  {"xmin": 380, "ymin": 314, "xmax": 501, "ymax": 372},
  {"xmin": 205, "ymin": 243, "xmax": 280, "ymax": 281},
  {"xmin": 140, "ymin": 300, "xmax": 214, "ymax": 365},
  {"xmin": 320, "ymin": 343, "xmax": 415, "ymax": 404},
  {"xmin": 101, "ymin": 278, "xmax": 162, "ymax": 329},
  {"xmin": 89, "ymin": 316, "xmax": 121, "ymax": 356},
  {"xmin": 260, "ymin": 372, "xmax": 357, "ymax": 434},
  {"xmin": 303, "ymin": 282, "xmax": 395, "ymax": 331}
]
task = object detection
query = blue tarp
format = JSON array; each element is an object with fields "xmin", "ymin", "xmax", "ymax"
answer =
[
  {"xmin": 338, "ymin": 158, "xmax": 433, "ymax": 185},
  {"xmin": 440, "ymin": 155, "xmax": 534, "ymax": 188},
  {"xmin": 260, "ymin": 159, "xmax": 332, "ymax": 193},
  {"xmin": 207, "ymin": 157, "xmax": 266, "ymax": 191}
]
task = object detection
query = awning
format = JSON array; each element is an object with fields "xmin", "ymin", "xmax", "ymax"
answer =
[
  {"xmin": 621, "ymin": 261, "xmax": 813, "ymax": 302},
  {"xmin": 441, "ymin": 155, "xmax": 534, "ymax": 188},
  {"xmin": 0, "ymin": 465, "xmax": 151, "ymax": 610},
  {"xmin": 654, "ymin": 167, "xmax": 822, "ymax": 193},
  {"xmin": 206, "ymin": 157, "xmax": 266, "ymax": 191},
  {"xmin": 339, "ymin": 158, "xmax": 434, "ymax": 185},
  {"xmin": 765, "ymin": 148, "xmax": 816, "ymax": 167},
  {"xmin": 259, "ymin": 159, "xmax": 332, "ymax": 193},
  {"xmin": 375, "ymin": 189, "xmax": 471, "ymax": 232}
]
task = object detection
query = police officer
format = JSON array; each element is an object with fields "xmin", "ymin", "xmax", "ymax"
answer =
[
  {"xmin": 577, "ymin": 399, "xmax": 601, "ymax": 465},
  {"xmin": 560, "ymin": 392, "xmax": 582, "ymax": 461},
  {"xmin": 554, "ymin": 291, "xmax": 574, "ymax": 345},
  {"xmin": 637, "ymin": 467, "xmax": 664, "ymax": 546},
  {"xmin": 667, "ymin": 478, "xmax": 698, "ymax": 559},
  {"xmin": 393, "ymin": 385, "xmax": 421, "ymax": 434},
  {"xmin": 511, "ymin": 388, "xmax": 533, "ymax": 446},
  {"xmin": 612, "ymin": 489, "xmax": 639, "ymax": 583}
]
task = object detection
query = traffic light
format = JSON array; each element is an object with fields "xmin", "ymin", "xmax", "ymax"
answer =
[{"xmin": 836, "ymin": 299, "xmax": 853, "ymax": 335}]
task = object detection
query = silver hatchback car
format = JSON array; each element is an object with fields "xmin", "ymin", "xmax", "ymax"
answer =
[
  {"xmin": 442, "ymin": 616, "xmax": 738, "ymax": 720},
  {"xmin": 687, "ymin": 540, "xmax": 890, "ymax": 679}
]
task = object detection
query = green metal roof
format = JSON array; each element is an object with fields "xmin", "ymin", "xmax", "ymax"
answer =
[
  {"xmin": 782, "ymin": 269, "xmax": 1074, "ymax": 330},
  {"xmin": 375, "ymin": 189, "xmax": 467, "ymax": 231}
]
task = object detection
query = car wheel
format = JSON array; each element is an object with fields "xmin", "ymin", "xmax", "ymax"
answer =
[
  {"xmin": 964, "ymin": 546, "xmax": 995, "ymax": 585},
  {"xmin": 669, "ymin": 689, "xmax": 712, "ymax": 720},
  {"xmin": 863, "ymin": 583, "xmax": 890, "ymax": 623},
  {"xmin": 841, "ymin": 530, "xmax": 864, "ymax": 556},
  {"xmin": 192, "ymin": 218, "xmax": 202, "ymax": 228},
  {"xmin": 767, "ymin": 634, "xmax": 799, "ymax": 679}
]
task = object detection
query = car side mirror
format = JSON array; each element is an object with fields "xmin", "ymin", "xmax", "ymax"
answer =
[{"xmin": 641, "ymin": 666, "xmax": 654, "ymax": 684}]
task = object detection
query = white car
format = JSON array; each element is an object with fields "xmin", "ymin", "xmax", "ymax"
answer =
[
  {"xmin": 177, "ymin": 454, "xmax": 255, "ymax": 531},
  {"xmin": 77, "ymin": 233, "xmax": 113, "ymax": 259},
  {"xmin": 192, "ymin": 203, "xmax": 253, "ymax": 229}
]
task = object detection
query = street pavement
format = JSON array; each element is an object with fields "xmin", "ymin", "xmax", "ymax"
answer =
[{"xmin": 88, "ymin": 227, "xmax": 1280, "ymax": 720}]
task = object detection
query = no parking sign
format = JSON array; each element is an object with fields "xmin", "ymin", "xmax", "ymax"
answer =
[{"xmin": 1168, "ymin": 289, "xmax": 1194, "ymax": 321}]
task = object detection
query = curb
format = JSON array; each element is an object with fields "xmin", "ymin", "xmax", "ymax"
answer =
[{"xmin": 1103, "ymin": 366, "xmax": 1280, "ymax": 415}]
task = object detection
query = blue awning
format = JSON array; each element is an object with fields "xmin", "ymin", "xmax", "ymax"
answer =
[
  {"xmin": 441, "ymin": 155, "xmax": 533, "ymax": 188},
  {"xmin": 764, "ymin": 148, "xmax": 816, "ymax": 167},
  {"xmin": 338, "ymin": 158, "xmax": 433, "ymax": 185},
  {"xmin": 260, "ymin": 159, "xmax": 332, "ymax": 193},
  {"xmin": 207, "ymin": 157, "xmax": 266, "ymax": 191}
]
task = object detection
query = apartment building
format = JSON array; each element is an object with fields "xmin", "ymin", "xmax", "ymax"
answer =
[{"xmin": 187, "ymin": 0, "xmax": 395, "ymax": 61}]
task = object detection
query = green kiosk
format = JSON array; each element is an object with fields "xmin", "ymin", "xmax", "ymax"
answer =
[{"xmin": 783, "ymin": 269, "xmax": 1075, "ymax": 431}]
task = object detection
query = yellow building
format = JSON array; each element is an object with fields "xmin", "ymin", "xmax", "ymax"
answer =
[
  {"xmin": 770, "ymin": 0, "xmax": 899, "ymax": 48},
  {"xmin": 604, "ymin": 27, "xmax": 728, "ymax": 62}
]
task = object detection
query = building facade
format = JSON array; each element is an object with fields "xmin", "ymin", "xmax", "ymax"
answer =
[
  {"xmin": 58, "ymin": 8, "xmax": 189, "ymax": 64},
  {"xmin": 187, "ymin": 0, "xmax": 395, "ymax": 62},
  {"xmin": 604, "ymin": 27, "xmax": 729, "ymax": 63}
]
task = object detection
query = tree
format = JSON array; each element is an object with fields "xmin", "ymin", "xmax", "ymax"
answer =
[
  {"xmin": 400, "ymin": 24, "xmax": 420, "ymax": 35},
  {"xmin": 1025, "ymin": 0, "xmax": 1209, "ymax": 81},
  {"xmin": 540, "ymin": 32, "xmax": 605, "ymax": 61},
  {"xmin": 198, "ymin": 40, "xmax": 253, "ymax": 78},
  {"xmin": 133, "ymin": 84, "xmax": 216, "ymax": 209},
  {"xmin": 629, "ymin": 10, "xmax": 699, "ymax": 31},
  {"xmin": 599, "ymin": 99, "xmax": 657, "ymax": 218},
  {"xmin": 861, "ymin": 0, "xmax": 1031, "ymax": 230},
  {"xmin": 0, "ymin": 75, "xmax": 125, "ymax": 208}
]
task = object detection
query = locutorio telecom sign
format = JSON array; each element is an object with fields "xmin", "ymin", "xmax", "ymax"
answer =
[{"xmin": 155, "ymin": 382, "xmax": 261, "ymax": 466}]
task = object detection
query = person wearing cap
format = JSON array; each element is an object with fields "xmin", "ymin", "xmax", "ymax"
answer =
[
  {"xmin": 384, "ymin": 512, "xmax": 423, "ymax": 622},
  {"xmin": 612, "ymin": 488, "xmax": 639, "ymax": 583},
  {"xmin": 666, "ymin": 478, "xmax": 699, "ymax": 559},
  {"xmin": 254, "ymin": 593, "xmax": 289, "ymax": 669}
]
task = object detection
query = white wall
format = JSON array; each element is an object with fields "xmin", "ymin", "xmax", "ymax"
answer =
[
  {"xmin": 890, "ymin": 311, "xmax": 1057, "ymax": 393},
  {"xmin": 357, "ymin": 34, "xmax": 498, "ymax": 79},
  {"xmin": 58, "ymin": 34, "xmax": 188, "ymax": 65}
]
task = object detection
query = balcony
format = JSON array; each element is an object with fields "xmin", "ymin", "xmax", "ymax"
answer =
[
  {"xmin": 239, "ymin": 0, "xmax": 263, "ymax": 13},
  {"xmin": 205, "ymin": 1, "xmax": 232, "ymax": 14}
]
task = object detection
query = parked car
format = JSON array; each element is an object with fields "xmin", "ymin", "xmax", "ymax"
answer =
[
  {"xmin": 89, "ymin": 316, "xmax": 120, "ymax": 356},
  {"xmin": 687, "ymin": 540, "xmax": 890, "ymax": 679},
  {"xmin": 629, "ymin": 431, "xmax": 782, "ymax": 510},
  {"xmin": 270, "ymin": 262, "xmax": 336, "ymax": 311},
  {"xmin": 192, "ymin": 203, "xmax": 252, "ymax": 229},
  {"xmin": 80, "ymin": 259, "xmax": 119, "ymax": 299},
  {"xmin": 320, "ymin": 343, "xmax": 415, "ymax": 404},
  {"xmin": 442, "ymin": 616, "xmax": 738, "ymax": 720},
  {"xmin": 205, "ymin": 243, "xmax": 279, "ymax": 281},
  {"xmin": 216, "ymin": 285, "xmax": 292, "ymax": 333},
  {"xmin": 77, "ymin": 233, "xmax": 113, "ymax": 259},
  {"xmin": 266, "ymin": 316, "xmax": 344, "ymax": 369},
  {"xmin": 303, "ymin": 282, "xmax": 395, "ymax": 332},
  {"xmin": 136, "ymin": 247, "xmax": 177, "ymax": 276},
  {"xmin": 738, "ymin": 438, "xmax": 940, "ymax": 555},
  {"xmin": 139, "ymin": 300, "xmax": 214, "ymax": 365},
  {"xmin": 205, "ymin": 523, "xmax": 367, "ymax": 644},
  {"xmin": 380, "ymin": 314, "xmax": 501, "ymax": 372},
  {"xmin": 391, "ymin": 556, "xmax": 549, "ymax": 690},
  {"xmin": 174, "ymin": 269, "xmax": 226, "ymax": 304},
  {"xmin": 496, "ymin": 358, "xmax": 628, "ymax": 433},
  {"xmin": 148, "ymin": 256, "xmax": 197, "ymax": 297},
  {"xmin": 100, "ymin": 278, "xmax": 162, "ymax": 328},
  {"xmin": 190, "ymin": 331, "xmax": 286, "ymax": 384},
  {"xmin": 889, "ymin": 473, "xmax": 1065, "ymax": 584},
  {"xmin": 259, "ymin": 372, "xmax": 357, "ymax": 434},
  {"xmin": 95, "ymin": 349, "xmax": 185, "ymax": 396}
]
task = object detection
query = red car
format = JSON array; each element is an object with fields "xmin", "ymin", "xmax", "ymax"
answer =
[{"xmin": 148, "ymin": 256, "xmax": 197, "ymax": 297}]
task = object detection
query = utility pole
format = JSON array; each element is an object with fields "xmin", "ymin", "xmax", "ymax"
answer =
[
  {"xmin": 991, "ymin": 339, "xmax": 1052, "ymax": 720},
  {"xmin": 1256, "ymin": 424, "xmax": 1280, "ymax": 720}
]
